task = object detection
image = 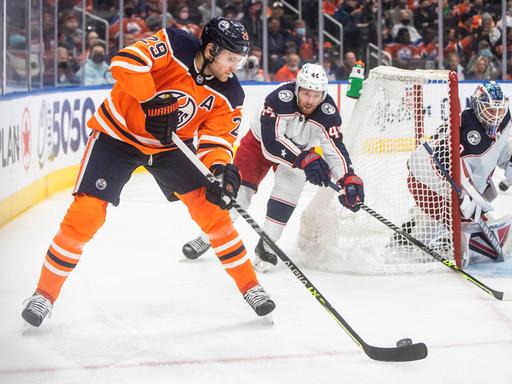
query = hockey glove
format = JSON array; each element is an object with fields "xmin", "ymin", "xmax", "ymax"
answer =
[
  {"xmin": 459, "ymin": 193, "xmax": 486, "ymax": 221},
  {"xmin": 337, "ymin": 172, "xmax": 364, "ymax": 212},
  {"xmin": 294, "ymin": 149, "xmax": 331, "ymax": 187},
  {"xmin": 206, "ymin": 163, "xmax": 241, "ymax": 210},
  {"xmin": 141, "ymin": 93, "xmax": 180, "ymax": 146}
]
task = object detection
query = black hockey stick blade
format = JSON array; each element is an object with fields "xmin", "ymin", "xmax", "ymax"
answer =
[{"xmin": 363, "ymin": 343, "xmax": 428, "ymax": 362}]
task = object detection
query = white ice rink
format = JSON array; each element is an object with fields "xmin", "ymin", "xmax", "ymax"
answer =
[{"xmin": 1, "ymin": 170, "xmax": 512, "ymax": 384}]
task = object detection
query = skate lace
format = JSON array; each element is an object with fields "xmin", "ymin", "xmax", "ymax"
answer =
[
  {"xmin": 189, "ymin": 237, "xmax": 210, "ymax": 253},
  {"xmin": 243, "ymin": 285, "xmax": 269, "ymax": 309},
  {"xmin": 23, "ymin": 294, "xmax": 52, "ymax": 319}
]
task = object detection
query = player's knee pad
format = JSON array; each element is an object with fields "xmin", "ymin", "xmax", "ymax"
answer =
[{"xmin": 60, "ymin": 194, "xmax": 108, "ymax": 242}]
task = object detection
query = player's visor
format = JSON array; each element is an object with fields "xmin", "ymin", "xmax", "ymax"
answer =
[{"xmin": 215, "ymin": 50, "xmax": 248, "ymax": 70}]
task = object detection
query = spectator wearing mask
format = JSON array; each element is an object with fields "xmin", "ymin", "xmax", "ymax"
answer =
[
  {"xmin": 290, "ymin": 19, "xmax": 316, "ymax": 61},
  {"xmin": 274, "ymin": 52, "xmax": 300, "ymax": 81},
  {"xmin": 75, "ymin": 42, "xmax": 113, "ymax": 85},
  {"xmin": 466, "ymin": 40, "xmax": 501, "ymax": 80},
  {"xmin": 56, "ymin": 45, "xmax": 79, "ymax": 86},
  {"xmin": 391, "ymin": 10, "xmax": 422, "ymax": 44}
]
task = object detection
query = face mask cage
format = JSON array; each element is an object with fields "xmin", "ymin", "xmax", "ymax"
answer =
[{"xmin": 473, "ymin": 97, "xmax": 508, "ymax": 138}]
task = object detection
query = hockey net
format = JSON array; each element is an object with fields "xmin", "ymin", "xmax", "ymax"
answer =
[{"xmin": 298, "ymin": 66, "xmax": 461, "ymax": 274}]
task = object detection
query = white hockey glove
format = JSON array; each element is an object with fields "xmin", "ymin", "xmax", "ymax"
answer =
[{"xmin": 459, "ymin": 193, "xmax": 486, "ymax": 221}]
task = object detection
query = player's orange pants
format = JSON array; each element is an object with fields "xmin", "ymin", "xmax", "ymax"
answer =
[{"xmin": 35, "ymin": 190, "xmax": 258, "ymax": 303}]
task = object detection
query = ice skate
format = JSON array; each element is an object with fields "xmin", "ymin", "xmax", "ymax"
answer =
[
  {"xmin": 243, "ymin": 284, "xmax": 276, "ymax": 316},
  {"xmin": 182, "ymin": 235, "xmax": 211, "ymax": 260},
  {"xmin": 254, "ymin": 238, "xmax": 278, "ymax": 273},
  {"xmin": 21, "ymin": 293, "xmax": 52, "ymax": 327}
]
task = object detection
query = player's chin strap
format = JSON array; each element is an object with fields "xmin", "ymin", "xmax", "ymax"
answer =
[
  {"xmin": 196, "ymin": 45, "xmax": 217, "ymax": 83},
  {"xmin": 421, "ymin": 141, "xmax": 504, "ymax": 262}
]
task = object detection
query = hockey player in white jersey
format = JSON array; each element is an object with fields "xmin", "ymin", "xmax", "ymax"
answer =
[
  {"xmin": 182, "ymin": 64, "xmax": 364, "ymax": 271},
  {"xmin": 405, "ymin": 81, "xmax": 512, "ymax": 266}
]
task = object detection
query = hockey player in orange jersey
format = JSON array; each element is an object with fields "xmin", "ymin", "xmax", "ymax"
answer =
[{"xmin": 21, "ymin": 17, "xmax": 275, "ymax": 327}]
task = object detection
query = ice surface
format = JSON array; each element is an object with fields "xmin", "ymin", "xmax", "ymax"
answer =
[{"xmin": 1, "ymin": 171, "xmax": 512, "ymax": 384}]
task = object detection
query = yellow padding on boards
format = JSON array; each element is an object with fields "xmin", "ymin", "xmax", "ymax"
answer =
[{"xmin": 362, "ymin": 136, "xmax": 432, "ymax": 154}]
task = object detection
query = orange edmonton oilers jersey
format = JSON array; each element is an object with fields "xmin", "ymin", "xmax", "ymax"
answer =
[{"xmin": 87, "ymin": 27, "xmax": 244, "ymax": 169}]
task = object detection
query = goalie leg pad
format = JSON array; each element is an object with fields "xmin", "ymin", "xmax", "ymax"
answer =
[{"xmin": 463, "ymin": 215, "xmax": 512, "ymax": 263}]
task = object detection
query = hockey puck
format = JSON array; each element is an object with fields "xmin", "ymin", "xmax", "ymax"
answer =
[
  {"xmin": 499, "ymin": 181, "xmax": 509, "ymax": 192},
  {"xmin": 396, "ymin": 338, "xmax": 413, "ymax": 348}
]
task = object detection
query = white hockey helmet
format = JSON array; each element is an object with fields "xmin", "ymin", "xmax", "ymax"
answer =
[
  {"xmin": 295, "ymin": 63, "xmax": 328, "ymax": 102},
  {"xmin": 470, "ymin": 81, "xmax": 509, "ymax": 138}
]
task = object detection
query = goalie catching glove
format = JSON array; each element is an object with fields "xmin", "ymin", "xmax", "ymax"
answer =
[
  {"xmin": 206, "ymin": 163, "xmax": 241, "ymax": 210},
  {"xmin": 338, "ymin": 172, "xmax": 365, "ymax": 212},
  {"xmin": 294, "ymin": 148, "xmax": 331, "ymax": 187},
  {"xmin": 141, "ymin": 93, "xmax": 180, "ymax": 146}
]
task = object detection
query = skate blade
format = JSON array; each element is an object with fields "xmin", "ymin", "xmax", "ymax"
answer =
[
  {"xmin": 263, "ymin": 313, "xmax": 274, "ymax": 325},
  {"xmin": 22, "ymin": 321, "xmax": 37, "ymax": 335},
  {"xmin": 253, "ymin": 261, "xmax": 273, "ymax": 273}
]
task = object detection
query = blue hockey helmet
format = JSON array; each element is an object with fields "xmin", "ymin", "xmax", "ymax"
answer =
[{"xmin": 470, "ymin": 81, "xmax": 509, "ymax": 138}]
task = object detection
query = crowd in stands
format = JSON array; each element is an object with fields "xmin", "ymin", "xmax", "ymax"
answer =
[{"xmin": 4, "ymin": 0, "xmax": 511, "ymax": 90}]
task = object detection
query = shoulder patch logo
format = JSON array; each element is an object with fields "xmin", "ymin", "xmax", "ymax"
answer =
[
  {"xmin": 278, "ymin": 90, "xmax": 294, "ymax": 102},
  {"xmin": 321, "ymin": 103, "xmax": 336, "ymax": 115},
  {"xmin": 467, "ymin": 130, "xmax": 481, "ymax": 145}
]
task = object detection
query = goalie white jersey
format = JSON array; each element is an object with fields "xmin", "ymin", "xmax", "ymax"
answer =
[
  {"xmin": 408, "ymin": 108, "xmax": 512, "ymax": 199},
  {"xmin": 249, "ymin": 82, "xmax": 353, "ymax": 182}
]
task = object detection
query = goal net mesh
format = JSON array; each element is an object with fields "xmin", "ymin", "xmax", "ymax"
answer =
[{"xmin": 298, "ymin": 66, "xmax": 460, "ymax": 274}]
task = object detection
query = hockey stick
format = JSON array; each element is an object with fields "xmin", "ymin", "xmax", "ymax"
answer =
[
  {"xmin": 171, "ymin": 132, "xmax": 428, "ymax": 362},
  {"xmin": 421, "ymin": 142, "xmax": 504, "ymax": 261},
  {"xmin": 329, "ymin": 181, "xmax": 511, "ymax": 301}
]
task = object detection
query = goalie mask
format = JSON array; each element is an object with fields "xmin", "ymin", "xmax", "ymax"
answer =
[
  {"xmin": 295, "ymin": 63, "xmax": 328, "ymax": 102},
  {"xmin": 470, "ymin": 81, "xmax": 509, "ymax": 139}
]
